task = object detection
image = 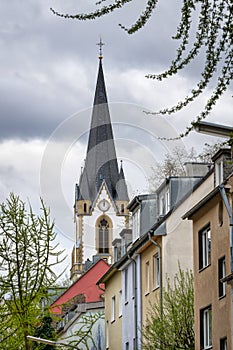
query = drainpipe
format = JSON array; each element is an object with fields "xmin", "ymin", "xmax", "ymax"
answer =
[
  {"xmin": 219, "ymin": 184, "xmax": 233, "ymax": 272},
  {"xmin": 148, "ymin": 231, "xmax": 163, "ymax": 316},
  {"xmin": 128, "ymin": 254, "xmax": 138, "ymax": 350}
]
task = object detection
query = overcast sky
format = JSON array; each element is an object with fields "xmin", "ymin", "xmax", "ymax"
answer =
[{"xmin": 0, "ymin": 0, "xmax": 232, "ymax": 271}]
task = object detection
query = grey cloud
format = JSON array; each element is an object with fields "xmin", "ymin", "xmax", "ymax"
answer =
[{"xmin": 0, "ymin": 0, "xmax": 227, "ymax": 141}]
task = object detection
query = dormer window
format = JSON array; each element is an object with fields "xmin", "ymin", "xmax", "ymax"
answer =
[
  {"xmin": 165, "ymin": 190, "xmax": 170, "ymax": 212},
  {"xmin": 160, "ymin": 196, "xmax": 165, "ymax": 216},
  {"xmin": 215, "ymin": 159, "xmax": 223, "ymax": 186},
  {"xmin": 132, "ymin": 208, "xmax": 140, "ymax": 241},
  {"xmin": 212, "ymin": 148, "xmax": 232, "ymax": 186}
]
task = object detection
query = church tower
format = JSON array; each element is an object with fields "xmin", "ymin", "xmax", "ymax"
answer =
[{"xmin": 70, "ymin": 42, "xmax": 129, "ymax": 281}]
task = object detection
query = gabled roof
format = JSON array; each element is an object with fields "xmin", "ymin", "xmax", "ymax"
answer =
[
  {"xmin": 50, "ymin": 259, "xmax": 109, "ymax": 314},
  {"xmin": 90, "ymin": 179, "xmax": 118, "ymax": 213}
]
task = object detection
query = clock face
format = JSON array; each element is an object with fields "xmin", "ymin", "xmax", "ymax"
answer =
[{"xmin": 98, "ymin": 199, "xmax": 110, "ymax": 212}]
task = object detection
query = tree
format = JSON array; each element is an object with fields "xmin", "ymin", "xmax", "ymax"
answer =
[
  {"xmin": 143, "ymin": 267, "xmax": 194, "ymax": 350},
  {"xmin": 148, "ymin": 146, "xmax": 198, "ymax": 191},
  {"xmin": 0, "ymin": 193, "xmax": 65, "ymax": 350},
  {"xmin": 50, "ymin": 1, "xmax": 232, "ymax": 138},
  {"xmin": 33, "ymin": 316, "xmax": 56, "ymax": 350}
]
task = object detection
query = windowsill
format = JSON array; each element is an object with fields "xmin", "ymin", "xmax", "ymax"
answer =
[
  {"xmin": 125, "ymin": 301, "xmax": 128, "ymax": 305},
  {"xmin": 152, "ymin": 285, "xmax": 160, "ymax": 292},
  {"xmin": 219, "ymin": 293, "xmax": 226, "ymax": 301},
  {"xmin": 144, "ymin": 291, "xmax": 150, "ymax": 296},
  {"xmin": 111, "ymin": 319, "xmax": 115, "ymax": 324},
  {"xmin": 199, "ymin": 264, "xmax": 211, "ymax": 273},
  {"xmin": 119, "ymin": 314, "xmax": 122, "ymax": 319}
]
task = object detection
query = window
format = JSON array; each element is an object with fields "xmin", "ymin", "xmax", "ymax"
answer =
[
  {"xmin": 105, "ymin": 321, "xmax": 109, "ymax": 349},
  {"xmin": 145, "ymin": 261, "xmax": 150, "ymax": 294},
  {"xmin": 98, "ymin": 219, "xmax": 109, "ymax": 253},
  {"xmin": 216, "ymin": 159, "xmax": 223, "ymax": 185},
  {"xmin": 200, "ymin": 306, "xmax": 212, "ymax": 349},
  {"xmin": 132, "ymin": 208, "xmax": 140, "ymax": 241},
  {"xmin": 111, "ymin": 296, "xmax": 116, "ymax": 322},
  {"xmin": 199, "ymin": 225, "xmax": 211, "ymax": 270},
  {"xmin": 218, "ymin": 200, "xmax": 223, "ymax": 226},
  {"xmin": 160, "ymin": 196, "xmax": 165, "ymax": 216},
  {"xmin": 219, "ymin": 256, "xmax": 226, "ymax": 297},
  {"xmin": 118, "ymin": 290, "xmax": 122, "ymax": 317},
  {"xmin": 165, "ymin": 190, "xmax": 170, "ymax": 212},
  {"xmin": 153, "ymin": 254, "xmax": 160, "ymax": 289},
  {"xmin": 124, "ymin": 268, "xmax": 128, "ymax": 302},
  {"xmin": 125, "ymin": 342, "xmax": 129, "ymax": 350},
  {"xmin": 121, "ymin": 204, "xmax": 124, "ymax": 213},
  {"xmin": 220, "ymin": 337, "xmax": 227, "ymax": 350},
  {"xmin": 84, "ymin": 203, "xmax": 87, "ymax": 213}
]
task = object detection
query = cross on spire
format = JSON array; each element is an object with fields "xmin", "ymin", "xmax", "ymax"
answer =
[{"xmin": 97, "ymin": 37, "xmax": 105, "ymax": 59}]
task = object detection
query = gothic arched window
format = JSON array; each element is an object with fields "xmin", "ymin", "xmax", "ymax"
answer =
[{"xmin": 98, "ymin": 218, "xmax": 109, "ymax": 254}]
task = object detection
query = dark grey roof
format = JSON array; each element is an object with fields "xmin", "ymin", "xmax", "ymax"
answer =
[{"xmin": 78, "ymin": 58, "xmax": 128, "ymax": 203}]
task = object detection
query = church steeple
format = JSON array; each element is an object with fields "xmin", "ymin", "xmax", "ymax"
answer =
[
  {"xmin": 79, "ymin": 50, "xmax": 120, "ymax": 204},
  {"xmin": 71, "ymin": 47, "xmax": 130, "ymax": 281}
]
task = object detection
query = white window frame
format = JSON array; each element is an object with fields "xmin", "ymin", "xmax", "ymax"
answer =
[
  {"xmin": 153, "ymin": 253, "xmax": 160, "ymax": 289},
  {"xmin": 219, "ymin": 256, "xmax": 226, "ymax": 297},
  {"xmin": 165, "ymin": 189, "xmax": 170, "ymax": 212},
  {"xmin": 118, "ymin": 290, "xmax": 122, "ymax": 317},
  {"xmin": 111, "ymin": 296, "xmax": 116, "ymax": 323},
  {"xmin": 105, "ymin": 321, "xmax": 109, "ymax": 349},
  {"xmin": 160, "ymin": 196, "xmax": 165, "ymax": 216},
  {"xmin": 145, "ymin": 261, "xmax": 150, "ymax": 294},
  {"xmin": 199, "ymin": 226, "xmax": 211, "ymax": 269},
  {"xmin": 132, "ymin": 208, "xmax": 140, "ymax": 241},
  {"xmin": 215, "ymin": 159, "xmax": 224, "ymax": 185},
  {"xmin": 124, "ymin": 268, "xmax": 128, "ymax": 303},
  {"xmin": 202, "ymin": 307, "xmax": 212, "ymax": 349}
]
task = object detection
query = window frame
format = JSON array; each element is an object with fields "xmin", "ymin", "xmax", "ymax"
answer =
[
  {"xmin": 152, "ymin": 253, "xmax": 160, "ymax": 289},
  {"xmin": 118, "ymin": 290, "xmax": 122, "ymax": 317},
  {"xmin": 165, "ymin": 189, "xmax": 170, "ymax": 212},
  {"xmin": 132, "ymin": 208, "xmax": 140, "ymax": 241},
  {"xmin": 98, "ymin": 218, "xmax": 110, "ymax": 254},
  {"xmin": 215, "ymin": 159, "xmax": 224, "ymax": 186},
  {"xmin": 160, "ymin": 195, "xmax": 165, "ymax": 216},
  {"xmin": 124, "ymin": 268, "xmax": 128, "ymax": 303},
  {"xmin": 111, "ymin": 295, "xmax": 116, "ymax": 323},
  {"xmin": 199, "ymin": 225, "xmax": 211, "ymax": 270},
  {"xmin": 218, "ymin": 256, "xmax": 226, "ymax": 298},
  {"xmin": 220, "ymin": 337, "xmax": 227, "ymax": 350},
  {"xmin": 105, "ymin": 320, "xmax": 109, "ymax": 349},
  {"xmin": 145, "ymin": 261, "xmax": 150, "ymax": 295},
  {"xmin": 200, "ymin": 305, "xmax": 212, "ymax": 349}
]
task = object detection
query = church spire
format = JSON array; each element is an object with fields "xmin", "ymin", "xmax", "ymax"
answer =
[
  {"xmin": 78, "ymin": 47, "xmax": 120, "ymax": 203},
  {"xmin": 116, "ymin": 161, "xmax": 129, "ymax": 201}
]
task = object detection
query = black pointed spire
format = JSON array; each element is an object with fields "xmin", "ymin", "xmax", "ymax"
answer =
[
  {"xmin": 116, "ymin": 161, "xmax": 129, "ymax": 201},
  {"xmin": 79, "ymin": 54, "xmax": 120, "ymax": 203}
]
